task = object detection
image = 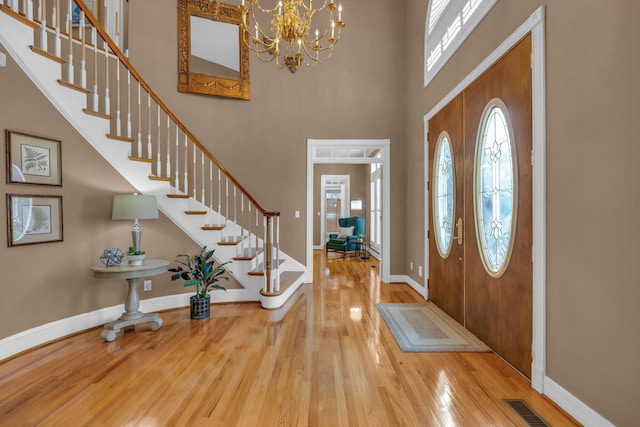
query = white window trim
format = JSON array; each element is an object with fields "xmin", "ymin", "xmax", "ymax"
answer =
[{"xmin": 424, "ymin": 0, "xmax": 499, "ymax": 87}]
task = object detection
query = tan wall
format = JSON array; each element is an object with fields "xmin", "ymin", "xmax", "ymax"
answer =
[
  {"xmin": 0, "ymin": 53, "xmax": 238, "ymax": 340},
  {"xmin": 312, "ymin": 164, "xmax": 369, "ymax": 246},
  {"xmin": 405, "ymin": 1, "xmax": 640, "ymax": 425},
  {"xmin": 3, "ymin": 0, "xmax": 637, "ymax": 424},
  {"xmin": 127, "ymin": 0, "xmax": 407, "ymax": 271}
]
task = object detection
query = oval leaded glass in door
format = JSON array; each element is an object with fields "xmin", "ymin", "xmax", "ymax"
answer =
[
  {"xmin": 433, "ymin": 132, "xmax": 455, "ymax": 258},
  {"xmin": 474, "ymin": 100, "xmax": 518, "ymax": 277}
]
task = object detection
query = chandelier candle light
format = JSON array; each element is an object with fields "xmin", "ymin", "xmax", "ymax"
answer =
[{"xmin": 240, "ymin": 0, "xmax": 345, "ymax": 73}]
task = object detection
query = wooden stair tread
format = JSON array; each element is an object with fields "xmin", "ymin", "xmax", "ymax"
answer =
[
  {"xmin": 218, "ymin": 236, "xmax": 243, "ymax": 245},
  {"xmin": 128, "ymin": 156, "xmax": 153, "ymax": 163},
  {"xmin": 260, "ymin": 271, "xmax": 305, "ymax": 297},
  {"xmin": 233, "ymin": 248, "xmax": 262, "ymax": 261},
  {"xmin": 201, "ymin": 224, "xmax": 225, "ymax": 231},
  {"xmin": 184, "ymin": 210, "xmax": 206, "ymax": 215},
  {"xmin": 106, "ymin": 134, "xmax": 135, "ymax": 143},
  {"xmin": 167, "ymin": 194, "xmax": 190, "ymax": 199},
  {"xmin": 248, "ymin": 259, "xmax": 286, "ymax": 276},
  {"xmin": 0, "ymin": 5, "xmax": 39, "ymax": 28},
  {"xmin": 57, "ymin": 79, "xmax": 90, "ymax": 94},
  {"xmin": 30, "ymin": 46, "xmax": 65, "ymax": 64},
  {"xmin": 83, "ymin": 108, "xmax": 112, "ymax": 120},
  {"xmin": 149, "ymin": 175, "xmax": 172, "ymax": 182}
]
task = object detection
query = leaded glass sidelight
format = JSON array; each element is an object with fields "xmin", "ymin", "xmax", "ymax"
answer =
[
  {"xmin": 433, "ymin": 133, "xmax": 455, "ymax": 258},
  {"xmin": 474, "ymin": 100, "xmax": 517, "ymax": 277}
]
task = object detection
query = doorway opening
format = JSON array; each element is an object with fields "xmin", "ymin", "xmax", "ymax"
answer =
[
  {"xmin": 306, "ymin": 139, "xmax": 391, "ymax": 283},
  {"xmin": 320, "ymin": 175, "xmax": 350, "ymax": 246}
]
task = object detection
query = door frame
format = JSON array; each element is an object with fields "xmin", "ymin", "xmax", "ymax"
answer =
[
  {"xmin": 306, "ymin": 139, "xmax": 391, "ymax": 283},
  {"xmin": 319, "ymin": 174, "xmax": 351, "ymax": 246},
  {"xmin": 423, "ymin": 6, "xmax": 546, "ymax": 391}
]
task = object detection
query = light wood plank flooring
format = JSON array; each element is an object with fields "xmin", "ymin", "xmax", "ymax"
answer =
[{"xmin": 0, "ymin": 251, "xmax": 579, "ymax": 426}]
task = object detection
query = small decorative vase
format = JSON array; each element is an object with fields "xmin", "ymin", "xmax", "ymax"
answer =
[
  {"xmin": 127, "ymin": 254, "xmax": 145, "ymax": 266},
  {"xmin": 190, "ymin": 294, "xmax": 210, "ymax": 319}
]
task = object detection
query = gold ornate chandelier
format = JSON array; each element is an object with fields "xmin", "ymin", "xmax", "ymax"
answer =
[{"xmin": 240, "ymin": 0, "xmax": 345, "ymax": 73}]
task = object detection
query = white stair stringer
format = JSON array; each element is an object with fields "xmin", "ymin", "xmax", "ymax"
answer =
[{"xmin": 0, "ymin": 11, "xmax": 307, "ymax": 309}]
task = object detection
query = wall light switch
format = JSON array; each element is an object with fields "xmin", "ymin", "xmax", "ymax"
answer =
[
  {"xmin": 418, "ymin": 266, "xmax": 423, "ymax": 277},
  {"xmin": 144, "ymin": 280, "xmax": 152, "ymax": 291},
  {"xmin": 295, "ymin": 210, "xmax": 300, "ymax": 218},
  {"xmin": 410, "ymin": 262, "xmax": 413, "ymax": 270}
]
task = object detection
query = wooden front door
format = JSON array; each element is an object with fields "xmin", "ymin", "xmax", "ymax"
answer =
[
  {"xmin": 428, "ymin": 93, "xmax": 465, "ymax": 325},
  {"xmin": 428, "ymin": 35, "xmax": 533, "ymax": 377}
]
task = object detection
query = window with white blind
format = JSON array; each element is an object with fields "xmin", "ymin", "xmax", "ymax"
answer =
[{"xmin": 424, "ymin": 0, "xmax": 498, "ymax": 87}]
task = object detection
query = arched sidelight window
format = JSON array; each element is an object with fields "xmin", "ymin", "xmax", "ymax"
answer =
[
  {"xmin": 424, "ymin": 0, "xmax": 498, "ymax": 87},
  {"xmin": 473, "ymin": 99, "xmax": 517, "ymax": 278}
]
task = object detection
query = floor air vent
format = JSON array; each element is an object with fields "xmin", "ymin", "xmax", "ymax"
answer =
[{"xmin": 504, "ymin": 399, "xmax": 550, "ymax": 427}]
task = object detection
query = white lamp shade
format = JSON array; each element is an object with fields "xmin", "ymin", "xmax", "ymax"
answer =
[{"xmin": 112, "ymin": 194, "xmax": 159, "ymax": 220}]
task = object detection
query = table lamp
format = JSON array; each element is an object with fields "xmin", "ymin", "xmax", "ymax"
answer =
[{"xmin": 112, "ymin": 193, "xmax": 159, "ymax": 253}]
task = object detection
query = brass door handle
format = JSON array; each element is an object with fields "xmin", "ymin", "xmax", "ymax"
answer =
[{"xmin": 453, "ymin": 218, "xmax": 463, "ymax": 245}]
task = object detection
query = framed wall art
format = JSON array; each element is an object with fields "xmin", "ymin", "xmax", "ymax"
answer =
[
  {"xmin": 72, "ymin": 0, "xmax": 99, "ymax": 27},
  {"xmin": 7, "ymin": 194, "xmax": 64, "ymax": 247},
  {"xmin": 5, "ymin": 130, "xmax": 62, "ymax": 186}
]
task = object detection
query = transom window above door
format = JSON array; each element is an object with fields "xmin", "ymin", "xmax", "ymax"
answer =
[{"xmin": 424, "ymin": 0, "xmax": 498, "ymax": 86}]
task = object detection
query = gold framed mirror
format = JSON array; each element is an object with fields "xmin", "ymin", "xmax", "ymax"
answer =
[{"xmin": 178, "ymin": 0, "xmax": 250, "ymax": 100}]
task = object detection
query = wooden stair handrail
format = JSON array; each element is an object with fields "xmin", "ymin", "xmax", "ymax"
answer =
[{"xmin": 72, "ymin": 0, "xmax": 277, "ymax": 217}]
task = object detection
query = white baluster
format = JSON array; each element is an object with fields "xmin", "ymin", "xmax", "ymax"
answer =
[
  {"xmin": 201, "ymin": 150, "xmax": 205, "ymax": 205},
  {"xmin": 183, "ymin": 135, "xmax": 188, "ymax": 193},
  {"xmin": 80, "ymin": 11, "xmax": 86, "ymax": 88},
  {"xmin": 233, "ymin": 186, "xmax": 237, "ymax": 239},
  {"xmin": 54, "ymin": 0, "xmax": 60, "ymax": 57},
  {"xmin": 224, "ymin": 177, "xmax": 229, "ymax": 237},
  {"xmin": 115, "ymin": 58, "xmax": 121, "ymax": 135},
  {"xmin": 208, "ymin": 160, "xmax": 213, "ymax": 220},
  {"xmin": 156, "ymin": 107, "xmax": 161, "ymax": 174},
  {"xmin": 40, "ymin": 0, "xmax": 47, "ymax": 52},
  {"xmin": 26, "ymin": 0, "xmax": 33, "ymax": 19},
  {"xmin": 192, "ymin": 139, "xmax": 197, "ymax": 200},
  {"xmin": 174, "ymin": 127, "xmax": 180, "ymax": 190},
  {"xmin": 104, "ymin": 42, "xmax": 110, "ymax": 115},
  {"xmin": 66, "ymin": 0, "xmax": 73, "ymax": 83},
  {"xmin": 147, "ymin": 94, "xmax": 152, "ymax": 158},
  {"xmin": 218, "ymin": 169, "xmax": 221, "ymax": 217},
  {"xmin": 166, "ymin": 116, "xmax": 170, "ymax": 179},
  {"xmin": 136, "ymin": 80, "xmax": 142, "ymax": 155},
  {"xmin": 92, "ymin": 28, "xmax": 99, "ymax": 110},
  {"xmin": 126, "ymin": 51, "xmax": 131, "ymax": 138}
]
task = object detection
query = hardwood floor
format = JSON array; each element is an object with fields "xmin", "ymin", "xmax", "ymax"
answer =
[{"xmin": 0, "ymin": 251, "xmax": 578, "ymax": 426}]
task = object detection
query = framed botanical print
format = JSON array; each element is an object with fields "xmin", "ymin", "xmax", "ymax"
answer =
[
  {"xmin": 6, "ymin": 130, "xmax": 62, "ymax": 186},
  {"xmin": 7, "ymin": 194, "xmax": 64, "ymax": 247},
  {"xmin": 72, "ymin": 0, "xmax": 99, "ymax": 27}
]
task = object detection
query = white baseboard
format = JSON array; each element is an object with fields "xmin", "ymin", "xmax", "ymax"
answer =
[
  {"xmin": 544, "ymin": 376, "xmax": 614, "ymax": 427},
  {"xmin": 0, "ymin": 289, "xmax": 256, "ymax": 362},
  {"xmin": 387, "ymin": 275, "xmax": 427, "ymax": 300}
]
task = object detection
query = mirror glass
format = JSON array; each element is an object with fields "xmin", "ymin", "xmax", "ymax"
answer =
[
  {"xmin": 190, "ymin": 16, "xmax": 239, "ymax": 79},
  {"xmin": 178, "ymin": 0, "xmax": 250, "ymax": 100}
]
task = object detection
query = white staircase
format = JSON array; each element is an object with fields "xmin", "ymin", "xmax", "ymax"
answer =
[{"xmin": 0, "ymin": 2, "xmax": 306, "ymax": 309}]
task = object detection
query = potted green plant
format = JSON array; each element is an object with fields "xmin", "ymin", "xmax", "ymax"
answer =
[
  {"xmin": 169, "ymin": 246, "xmax": 230, "ymax": 319},
  {"xmin": 127, "ymin": 246, "xmax": 146, "ymax": 266}
]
